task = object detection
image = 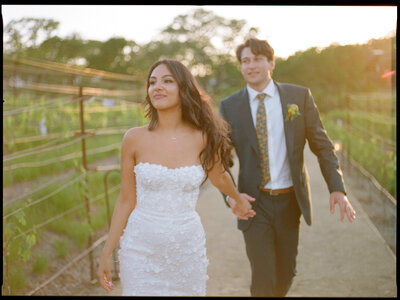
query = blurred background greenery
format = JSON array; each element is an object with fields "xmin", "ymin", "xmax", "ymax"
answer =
[{"xmin": 3, "ymin": 9, "xmax": 395, "ymax": 108}]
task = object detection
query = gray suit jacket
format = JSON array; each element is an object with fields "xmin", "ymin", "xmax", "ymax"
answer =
[{"xmin": 219, "ymin": 81, "xmax": 346, "ymax": 230}]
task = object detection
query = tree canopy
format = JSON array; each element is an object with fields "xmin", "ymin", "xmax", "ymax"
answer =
[{"xmin": 4, "ymin": 9, "xmax": 395, "ymax": 110}]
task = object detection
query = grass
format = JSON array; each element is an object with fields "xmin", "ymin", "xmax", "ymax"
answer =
[
  {"xmin": 6, "ymin": 267, "xmax": 26, "ymax": 294},
  {"xmin": 3, "ymin": 169, "xmax": 122, "ymax": 294},
  {"xmin": 53, "ymin": 238, "xmax": 69, "ymax": 259},
  {"xmin": 3, "ymin": 94, "xmax": 147, "ymax": 187},
  {"xmin": 32, "ymin": 255, "xmax": 49, "ymax": 274},
  {"xmin": 322, "ymin": 111, "xmax": 396, "ymax": 197},
  {"xmin": 325, "ymin": 109, "xmax": 394, "ymax": 142},
  {"xmin": 3, "ymin": 92, "xmax": 136, "ymax": 294},
  {"xmin": 320, "ymin": 90, "xmax": 395, "ymax": 198}
]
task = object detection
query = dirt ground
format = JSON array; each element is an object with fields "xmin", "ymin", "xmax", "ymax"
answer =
[{"xmin": 13, "ymin": 146, "xmax": 397, "ymax": 297}]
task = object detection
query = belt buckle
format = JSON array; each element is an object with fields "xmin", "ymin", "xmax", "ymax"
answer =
[{"xmin": 269, "ymin": 189, "xmax": 278, "ymax": 196}]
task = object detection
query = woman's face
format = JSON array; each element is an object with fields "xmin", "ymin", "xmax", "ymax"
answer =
[{"xmin": 148, "ymin": 64, "xmax": 180, "ymax": 111}]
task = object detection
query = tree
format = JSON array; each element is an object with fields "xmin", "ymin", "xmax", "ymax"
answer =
[
  {"xmin": 133, "ymin": 8, "xmax": 257, "ymax": 99},
  {"xmin": 4, "ymin": 18, "xmax": 59, "ymax": 58},
  {"xmin": 86, "ymin": 37, "xmax": 129, "ymax": 72}
]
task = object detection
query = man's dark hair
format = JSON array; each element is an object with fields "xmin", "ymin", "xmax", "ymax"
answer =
[{"xmin": 236, "ymin": 38, "xmax": 275, "ymax": 63}]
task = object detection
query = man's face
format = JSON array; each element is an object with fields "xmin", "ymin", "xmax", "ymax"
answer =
[{"xmin": 240, "ymin": 47, "xmax": 274, "ymax": 92}]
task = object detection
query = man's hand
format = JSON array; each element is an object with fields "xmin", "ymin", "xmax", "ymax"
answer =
[
  {"xmin": 227, "ymin": 193, "xmax": 256, "ymax": 220},
  {"xmin": 329, "ymin": 191, "xmax": 356, "ymax": 222}
]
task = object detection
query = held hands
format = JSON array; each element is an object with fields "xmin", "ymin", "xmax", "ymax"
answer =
[
  {"xmin": 97, "ymin": 253, "xmax": 115, "ymax": 292},
  {"xmin": 227, "ymin": 193, "xmax": 256, "ymax": 220},
  {"xmin": 329, "ymin": 191, "xmax": 356, "ymax": 222}
]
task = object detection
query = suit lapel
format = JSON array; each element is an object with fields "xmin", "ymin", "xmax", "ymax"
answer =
[
  {"xmin": 275, "ymin": 81, "xmax": 294, "ymax": 158},
  {"xmin": 237, "ymin": 88, "xmax": 259, "ymax": 155}
]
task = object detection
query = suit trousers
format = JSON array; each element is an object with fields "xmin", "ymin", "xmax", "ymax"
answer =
[{"xmin": 242, "ymin": 190, "xmax": 301, "ymax": 297}]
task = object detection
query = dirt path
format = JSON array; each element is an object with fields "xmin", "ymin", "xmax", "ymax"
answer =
[
  {"xmin": 286, "ymin": 145, "xmax": 396, "ymax": 297},
  {"xmin": 200, "ymin": 144, "xmax": 396, "ymax": 297}
]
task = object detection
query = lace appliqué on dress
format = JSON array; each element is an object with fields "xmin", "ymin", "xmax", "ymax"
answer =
[{"xmin": 118, "ymin": 163, "xmax": 209, "ymax": 296}]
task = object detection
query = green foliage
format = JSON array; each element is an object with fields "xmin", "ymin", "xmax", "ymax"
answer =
[
  {"xmin": 4, "ymin": 17, "xmax": 59, "ymax": 58},
  {"xmin": 68, "ymin": 220, "xmax": 92, "ymax": 248},
  {"xmin": 4, "ymin": 11, "xmax": 394, "ymax": 109},
  {"xmin": 32, "ymin": 254, "xmax": 49, "ymax": 274},
  {"xmin": 327, "ymin": 110, "xmax": 393, "ymax": 141},
  {"xmin": 4, "ymin": 210, "xmax": 38, "ymax": 263},
  {"xmin": 322, "ymin": 97, "xmax": 396, "ymax": 197},
  {"xmin": 53, "ymin": 238, "xmax": 69, "ymax": 258},
  {"xmin": 3, "ymin": 96, "xmax": 147, "ymax": 186},
  {"xmin": 7, "ymin": 267, "xmax": 26, "ymax": 294},
  {"xmin": 274, "ymin": 38, "xmax": 394, "ymax": 113},
  {"xmin": 3, "ymin": 9, "xmax": 255, "ymax": 101},
  {"xmin": 50, "ymin": 216, "xmax": 75, "ymax": 235},
  {"xmin": 3, "ymin": 210, "xmax": 36, "ymax": 294}
]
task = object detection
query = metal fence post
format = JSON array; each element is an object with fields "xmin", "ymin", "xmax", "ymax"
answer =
[
  {"xmin": 77, "ymin": 86, "xmax": 95, "ymax": 282},
  {"xmin": 2, "ymin": 232, "xmax": 10, "ymax": 295}
]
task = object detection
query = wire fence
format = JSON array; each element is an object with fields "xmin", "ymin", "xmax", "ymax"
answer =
[
  {"xmin": 329, "ymin": 92, "xmax": 396, "ymax": 253},
  {"xmin": 3, "ymin": 57, "xmax": 146, "ymax": 295},
  {"xmin": 327, "ymin": 92, "xmax": 396, "ymax": 193}
]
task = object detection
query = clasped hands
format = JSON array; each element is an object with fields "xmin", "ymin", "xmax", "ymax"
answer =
[{"xmin": 227, "ymin": 193, "xmax": 256, "ymax": 220}]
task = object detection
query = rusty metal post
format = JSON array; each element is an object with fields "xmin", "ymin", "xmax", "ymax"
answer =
[
  {"xmin": 104, "ymin": 169, "xmax": 120, "ymax": 279},
  {"xmin": 78, "ymin": 86, "xmax": 95, "ymax": 282},
  {"xmin": 2, "ymin": 231, "xmax": 10, "ymax": 295}
]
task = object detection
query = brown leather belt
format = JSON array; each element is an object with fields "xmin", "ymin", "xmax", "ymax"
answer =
[{"xmin": 260, "ymin": 186, "xmax": 294, "ymax": 195}]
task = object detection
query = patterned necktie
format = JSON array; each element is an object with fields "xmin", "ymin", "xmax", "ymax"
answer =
[{"xmin": 255, "ymin": 93, "xmax": 270, "ymax": 186}]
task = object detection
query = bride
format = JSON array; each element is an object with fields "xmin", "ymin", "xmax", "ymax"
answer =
[{"xmin": 97, "ymin": 59, "xmax": 256, "ymax": 296}]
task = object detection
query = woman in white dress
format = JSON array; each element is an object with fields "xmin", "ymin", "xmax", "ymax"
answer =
[{"xmin": 97, "ymin": 59, "xmax": 256, "ymax": 296}]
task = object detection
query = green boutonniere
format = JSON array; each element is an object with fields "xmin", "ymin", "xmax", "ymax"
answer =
[{"xmin": 285, "ymin": 104, "xmax": 301, "ymax": 122}]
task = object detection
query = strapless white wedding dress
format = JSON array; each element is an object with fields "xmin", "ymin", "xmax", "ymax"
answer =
[{"xmin": 118, "ymin": 162, "xmax": 209, "ymax": 296}]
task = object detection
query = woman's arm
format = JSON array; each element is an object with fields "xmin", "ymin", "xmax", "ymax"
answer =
[
  {"xmin": 207, "ymin": 159, "xmax": 255, "ymax": 218},
  {"xmin": 97, "ymin": 128, "xmax": 138, "ymax": 291}
]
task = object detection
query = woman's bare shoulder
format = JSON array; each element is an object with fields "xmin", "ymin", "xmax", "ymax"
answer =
[
  {"xmin": 121, "ymin": 125, "xmax": 149, "ymax": 151},
  {"xmin": 123, "ymin": 125, "xmax": 149, "ymax": 140}
]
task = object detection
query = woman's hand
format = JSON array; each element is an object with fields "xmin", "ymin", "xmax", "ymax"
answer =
[
  {"xmin": 97, "ymin": 254, "xmax": 115, "ymax": 292},
  {"xmin": 228, "ymin": 193, "xmax": 256, "ymax": 219}
]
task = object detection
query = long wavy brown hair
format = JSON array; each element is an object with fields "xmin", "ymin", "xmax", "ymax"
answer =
[{"xmin": 144, "ymin": 59, "xmax": 233, "ymax": 177}]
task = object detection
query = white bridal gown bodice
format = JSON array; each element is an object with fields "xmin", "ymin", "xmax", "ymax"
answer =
[{"xmin": 118, "ymin": 162, "xmax": 209, "ymax": 296}]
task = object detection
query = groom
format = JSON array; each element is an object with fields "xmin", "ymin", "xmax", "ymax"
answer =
[{"xmin": 219, "ymin": 37, "xmax": 356, "ymax": 297}]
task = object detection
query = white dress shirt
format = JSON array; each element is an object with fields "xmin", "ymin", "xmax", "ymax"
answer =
[{"xmin": 247, "ymin": 81, "xmax": 293, "ymax": 189}]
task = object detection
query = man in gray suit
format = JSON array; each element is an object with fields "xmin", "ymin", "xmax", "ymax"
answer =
[{"xmin": 219, "ymin": 37, "xmax": 356, "ymax": 297}]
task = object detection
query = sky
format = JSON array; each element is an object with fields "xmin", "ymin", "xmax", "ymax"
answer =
[{"xmin": 1, "ymin": 5, "xmax": 397, "ymax": 59}]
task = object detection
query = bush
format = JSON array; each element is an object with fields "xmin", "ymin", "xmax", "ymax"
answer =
[
  {"xmin": 68, "ymin": 220, "xmax": 91, "ymax": 248},
  {"xmin": 32, "ymin": 254, "xmax": 49, "ymax": 274},
  {"xmin": 54, "ymin": 238, "xmax": 69, "ymax": 258},
  {"xmin": 6, "ymin": 267, "xmax": 26, "ymax": 294}
]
